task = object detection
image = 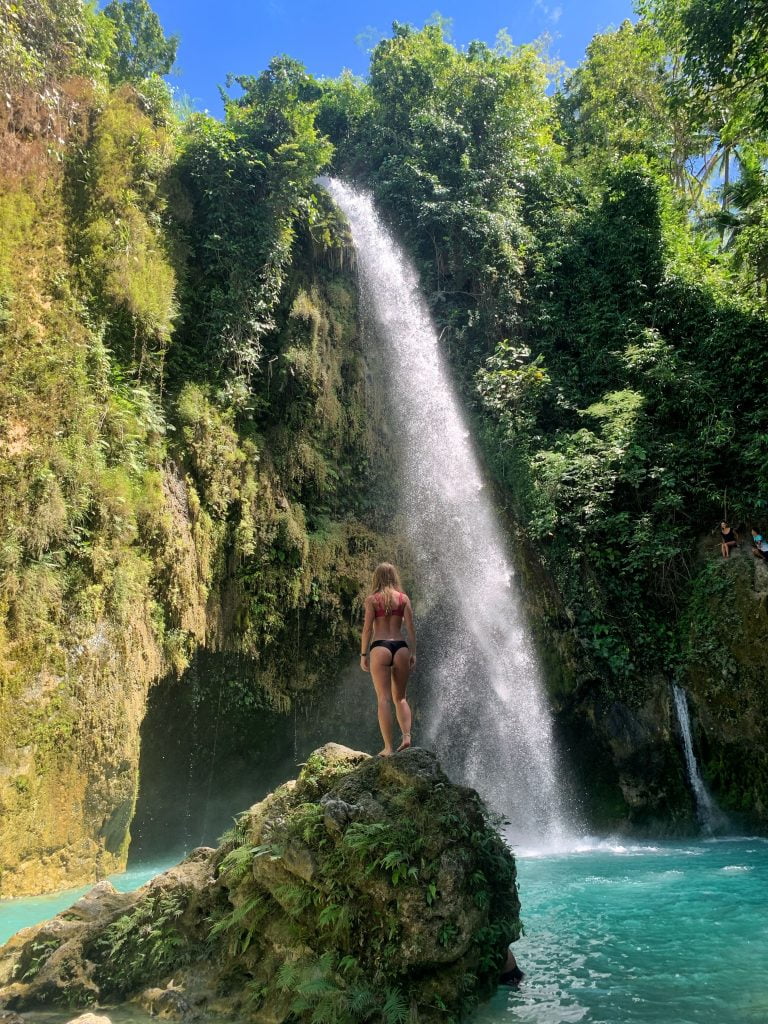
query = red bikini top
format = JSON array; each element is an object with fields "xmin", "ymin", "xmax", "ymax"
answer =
[{"xmin": 373, "ymin": 591, "xmax": 406, "ymax": 618}]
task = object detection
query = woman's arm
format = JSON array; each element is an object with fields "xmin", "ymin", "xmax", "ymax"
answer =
[
  {"xmin": 404, "ymin": 598, "xmax": 417, "ymax": 667},
  {"xmin": 360, "ymin": 597, "xmax": 374, "ymax": 673}
]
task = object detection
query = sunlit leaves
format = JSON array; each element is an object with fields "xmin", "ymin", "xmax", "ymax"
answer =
[
  {"xmin": 176, "ymin": 56, "xmax": 332, "ymax": 381},
  {"xmin": 103, "ymin": 0, "xmax": 177, "ymax": 85}
]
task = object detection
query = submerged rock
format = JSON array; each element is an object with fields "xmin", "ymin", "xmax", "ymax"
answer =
[
  {"xmin": 138, "ymin": 982, "xmax": 198, "ymax": 1020},
  {"xmin": 0, "ymin": 744, "xmax": 521, "ymax": 1022},
  {"xmin": 65, "ymin": 1015, "xmax": 113, "ymax": 1024}
]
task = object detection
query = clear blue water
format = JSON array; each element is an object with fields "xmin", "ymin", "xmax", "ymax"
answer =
[
  {"xmin": 2, "ymin": 840, "xmax": 767, "ymax": 1024},
  {"xmin": 0, "ymin": 860, "xmax": 174, "ymax": 946},
  {"xmin": 477, "ymin": 836, "xmax": 768, "ymax": 1024}
]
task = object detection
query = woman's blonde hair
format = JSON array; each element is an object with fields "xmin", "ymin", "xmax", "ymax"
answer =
[{"xmin": 371, "ymin": 562, "xmax": 402, "ymax": 614}]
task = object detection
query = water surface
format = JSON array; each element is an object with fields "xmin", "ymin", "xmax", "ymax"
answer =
[
  {"xmin": 0, "ymin": 860, "xmax": 173, "ymax": 946},
  {"xmin": 476, "ymin": 836, "xmax": 768, "ymax": 1024},
  {"xmin": 3, "ymin": 840, "xmax": 766, "ymax": 1024}
]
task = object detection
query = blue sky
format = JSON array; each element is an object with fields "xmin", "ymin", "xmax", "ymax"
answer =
[{"xmin": 149, "ymin": 0, "xmax": 637, "ymax": 116}]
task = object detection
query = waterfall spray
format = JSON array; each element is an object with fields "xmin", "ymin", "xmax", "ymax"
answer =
[{"xmin": 322, "ymin": 178, "xmax": 569, "ymax": 844}]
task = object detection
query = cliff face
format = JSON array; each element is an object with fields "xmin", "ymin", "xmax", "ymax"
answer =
[
  {"xmin": 0, "ymin": 241, "xmax": 391, "ymax": 894},
  {"xmin": 510, "ymin": 524, "xmax": 694, "ymax": 832},
  {"xmin": 0, "ymin": 76, "xmax": 394, "ymax": 896},
  {"xmin": 0, "ymin": 745, "xmax": 521, "ymax": 1024},
  {"xmin": 682, "ymin": 551, "xmax": 768, "ymax": 825},
  {"xmin": 514, "ymin": 519, "xmax": 768, "ymax": 832}
]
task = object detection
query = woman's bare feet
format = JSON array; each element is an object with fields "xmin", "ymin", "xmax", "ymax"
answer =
[
  {"xmin": 378, "ymin": 748, "xmax": 394, "ymax": 757},
  {"xmin": 396, "ymin": 734, "xmax": 411, "ymax": 752}
]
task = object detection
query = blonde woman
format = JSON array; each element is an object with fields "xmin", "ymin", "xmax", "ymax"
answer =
[{"xmin": 360, "ymin": 562, "xmax": 416, "ymax": 755}]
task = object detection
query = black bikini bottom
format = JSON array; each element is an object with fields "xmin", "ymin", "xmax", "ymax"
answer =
[{"xmin": 369, "ymin": 639, "xmax": 409, "ymax": 664}]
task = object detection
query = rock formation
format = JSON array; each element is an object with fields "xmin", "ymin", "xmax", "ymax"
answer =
[{"xmin": 0, "ymin": 744, "xmax": 521, "ymax": 1023}]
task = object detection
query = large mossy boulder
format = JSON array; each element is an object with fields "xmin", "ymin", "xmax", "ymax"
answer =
[{"xmin": 0, "ymin": 744, "xmax": 521, "ymax": 1022}]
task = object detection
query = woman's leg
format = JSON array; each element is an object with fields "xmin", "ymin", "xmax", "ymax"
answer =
[
  {"xmin": 391, "ymin": 647, "xmax": 412, "ymax": 751},
  {"xmin": 370, "ymin": 647, "xmax": 395, "ymax": 755}
]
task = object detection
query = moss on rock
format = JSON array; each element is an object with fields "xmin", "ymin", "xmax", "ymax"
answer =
[
  {"xmin": 0, "ymin": 745, "xmax": 521, "ymax": 1023},
  {"xmin": 0, "ymin": 87, "xmax": 395, "ymax": 896},
  {"xmin": 681, "ymin": 553, "xmax": 768, "ymax": 825}
]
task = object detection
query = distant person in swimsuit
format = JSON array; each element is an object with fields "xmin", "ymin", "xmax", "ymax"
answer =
[
  {"xmin": 750, "ymin": 528, "xmax": 768, "ymax": 563},
  {"xmin": 360, "ymin": 562, "xmax": 416, "ymax": 756},
  {"xmin": 720, "ymin": 521, "xmax": 738, "ymax": 558}
]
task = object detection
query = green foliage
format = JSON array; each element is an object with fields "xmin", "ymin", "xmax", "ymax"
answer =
[
  {"xmin": 216, "ymin": 841, "xmax": 260, "ymax": 886},
  {"xmin": 175, "ymin": 383, "xmax": 249, "ymax": 513},
  {"xmin": 0, "ymin": 0, "xmax": 99, "ymax": 88},
  {"xmin": 559, "ymin": 21, "xmax": 671, "ymax": 173},
  {"xmin": 174, "ymin": 56, "xmax": 332, "ymax": 383},
  {"xmin": 72, "ymin": 85, "xmax": 178, "ymax": 378},
  {"xmin": 635, "ymin": 1, "xmax": 768, "ymax": 291},
  {"xmin": 0, "ymin": 0, "xmax": 176, "ymax": 94},
  {"xmin": 208, "ymin": 756, "xmax": 519, "ymax": 1024},
  {"xmin": 316, "ymin": 71, "xmax": 373, "ymax": 170},
  {"xmin": 209, "ymin": 891, "xmax": 268, "ymax": 954},
  {"xmin": 320, "ymin": 22, "xmax": 558, "ymax": 372},
  {"xmin": 709, "ymin": 147, "xmax": 768, "ymax": 298},
  {"xmin": 271, "ymin": 950, "xmax": 411, "ymax": 1024},
  {"xmin": 341, "ymin": 820, "xmax": 421, "ymax": 886},
  {"xmin": 88, "ymin": 891, "xmax": 192, "ymax": 996},
  {"xmin": 102, "ymin": 0, "xmax": 177, "ymax": 84},
  {"xmin": 643, "ymin": 0, "xmax": 768, "ymax": 140},
  {"xmin": 11, "ymin": 936, "xmax": 62, "ymax": 983},
  {"xmin": 478, "ymin": 157, "xmax": 768, "ymax": 691}
]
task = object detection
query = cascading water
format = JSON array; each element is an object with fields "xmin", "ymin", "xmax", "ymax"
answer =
[
  {"xmin": 322, "ymin": 178, "xmax": 569, "ymax": 844},
  {"xmin": 671, "ymin": 683, "xmax": 727, "ymax": 834}
]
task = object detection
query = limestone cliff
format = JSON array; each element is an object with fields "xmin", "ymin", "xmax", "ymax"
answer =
[
  {"xmin": 0, "ymin": 745, "xmax": 521, "ymax": 1024},
  {"xmin": 0, "ymin": 70, "xmax": 394, "ymax": 895},
  {"xmin": 509, "ymin": 522, "xmax": 692, "ymax": 832},
  {"xmin": 0, "ymin": 239, "xmax": 393, "ymax": 895}
]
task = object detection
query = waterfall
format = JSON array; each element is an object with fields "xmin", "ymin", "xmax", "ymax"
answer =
[
  {"xmin": 322, "ymin": 178, "xmax": 569, "ymax": 844},
  {"xmin": 672, "ymin": 684, "xmax": 726, "ymax": 834}
]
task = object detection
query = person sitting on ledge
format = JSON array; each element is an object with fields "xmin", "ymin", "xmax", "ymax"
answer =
[
  {"xmin": 750, "ymin": 527, "xmax": 768, "ymax": 563},
  {"xmin": 720, "ymin": 521, "xmax": 739, "ymax": 558}
]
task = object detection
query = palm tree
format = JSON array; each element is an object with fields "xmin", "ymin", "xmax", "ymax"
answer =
[{"xmin": 704, "ymin": 147, "xmax": 768, "ymax": 296}]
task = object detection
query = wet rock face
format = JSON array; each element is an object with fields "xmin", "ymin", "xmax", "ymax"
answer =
[
  {"xmin": 0, "ymin": 744, "xmax": 521, "ymax": 1024},
  {"xmin": 516, "ymin": 522, "xmax": 768, "ymax": 831},
  {"xmin": 682, "ymin": 556, "xmax": 768, "ymax": 826}
]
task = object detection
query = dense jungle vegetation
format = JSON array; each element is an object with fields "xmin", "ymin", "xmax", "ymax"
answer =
[
  {"xmin": 315, "ymin": 7, "xmax": 768, "ymax": 701},
  {"xmin": 1, "ymin": 0, "xmax": 767, "ymax": 839}
]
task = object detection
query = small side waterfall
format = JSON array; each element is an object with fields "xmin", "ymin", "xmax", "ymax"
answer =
[
  {"xmin": 323, "ymin": 178, "xmax": 569, "ymax": 844},
  {"xmin": 672, "ymin": 684, "xmax": 726, "ymax": 834}
]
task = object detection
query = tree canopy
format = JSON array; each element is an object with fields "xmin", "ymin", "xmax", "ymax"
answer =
[{"xmin": 103, "ymin": 0, "xmax": 178, "ymax": 84}]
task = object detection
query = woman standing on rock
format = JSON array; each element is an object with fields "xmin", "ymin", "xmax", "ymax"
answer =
[{"xmin": 360, "ymin": 562, "xmax": 416, "ymax": 756}]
